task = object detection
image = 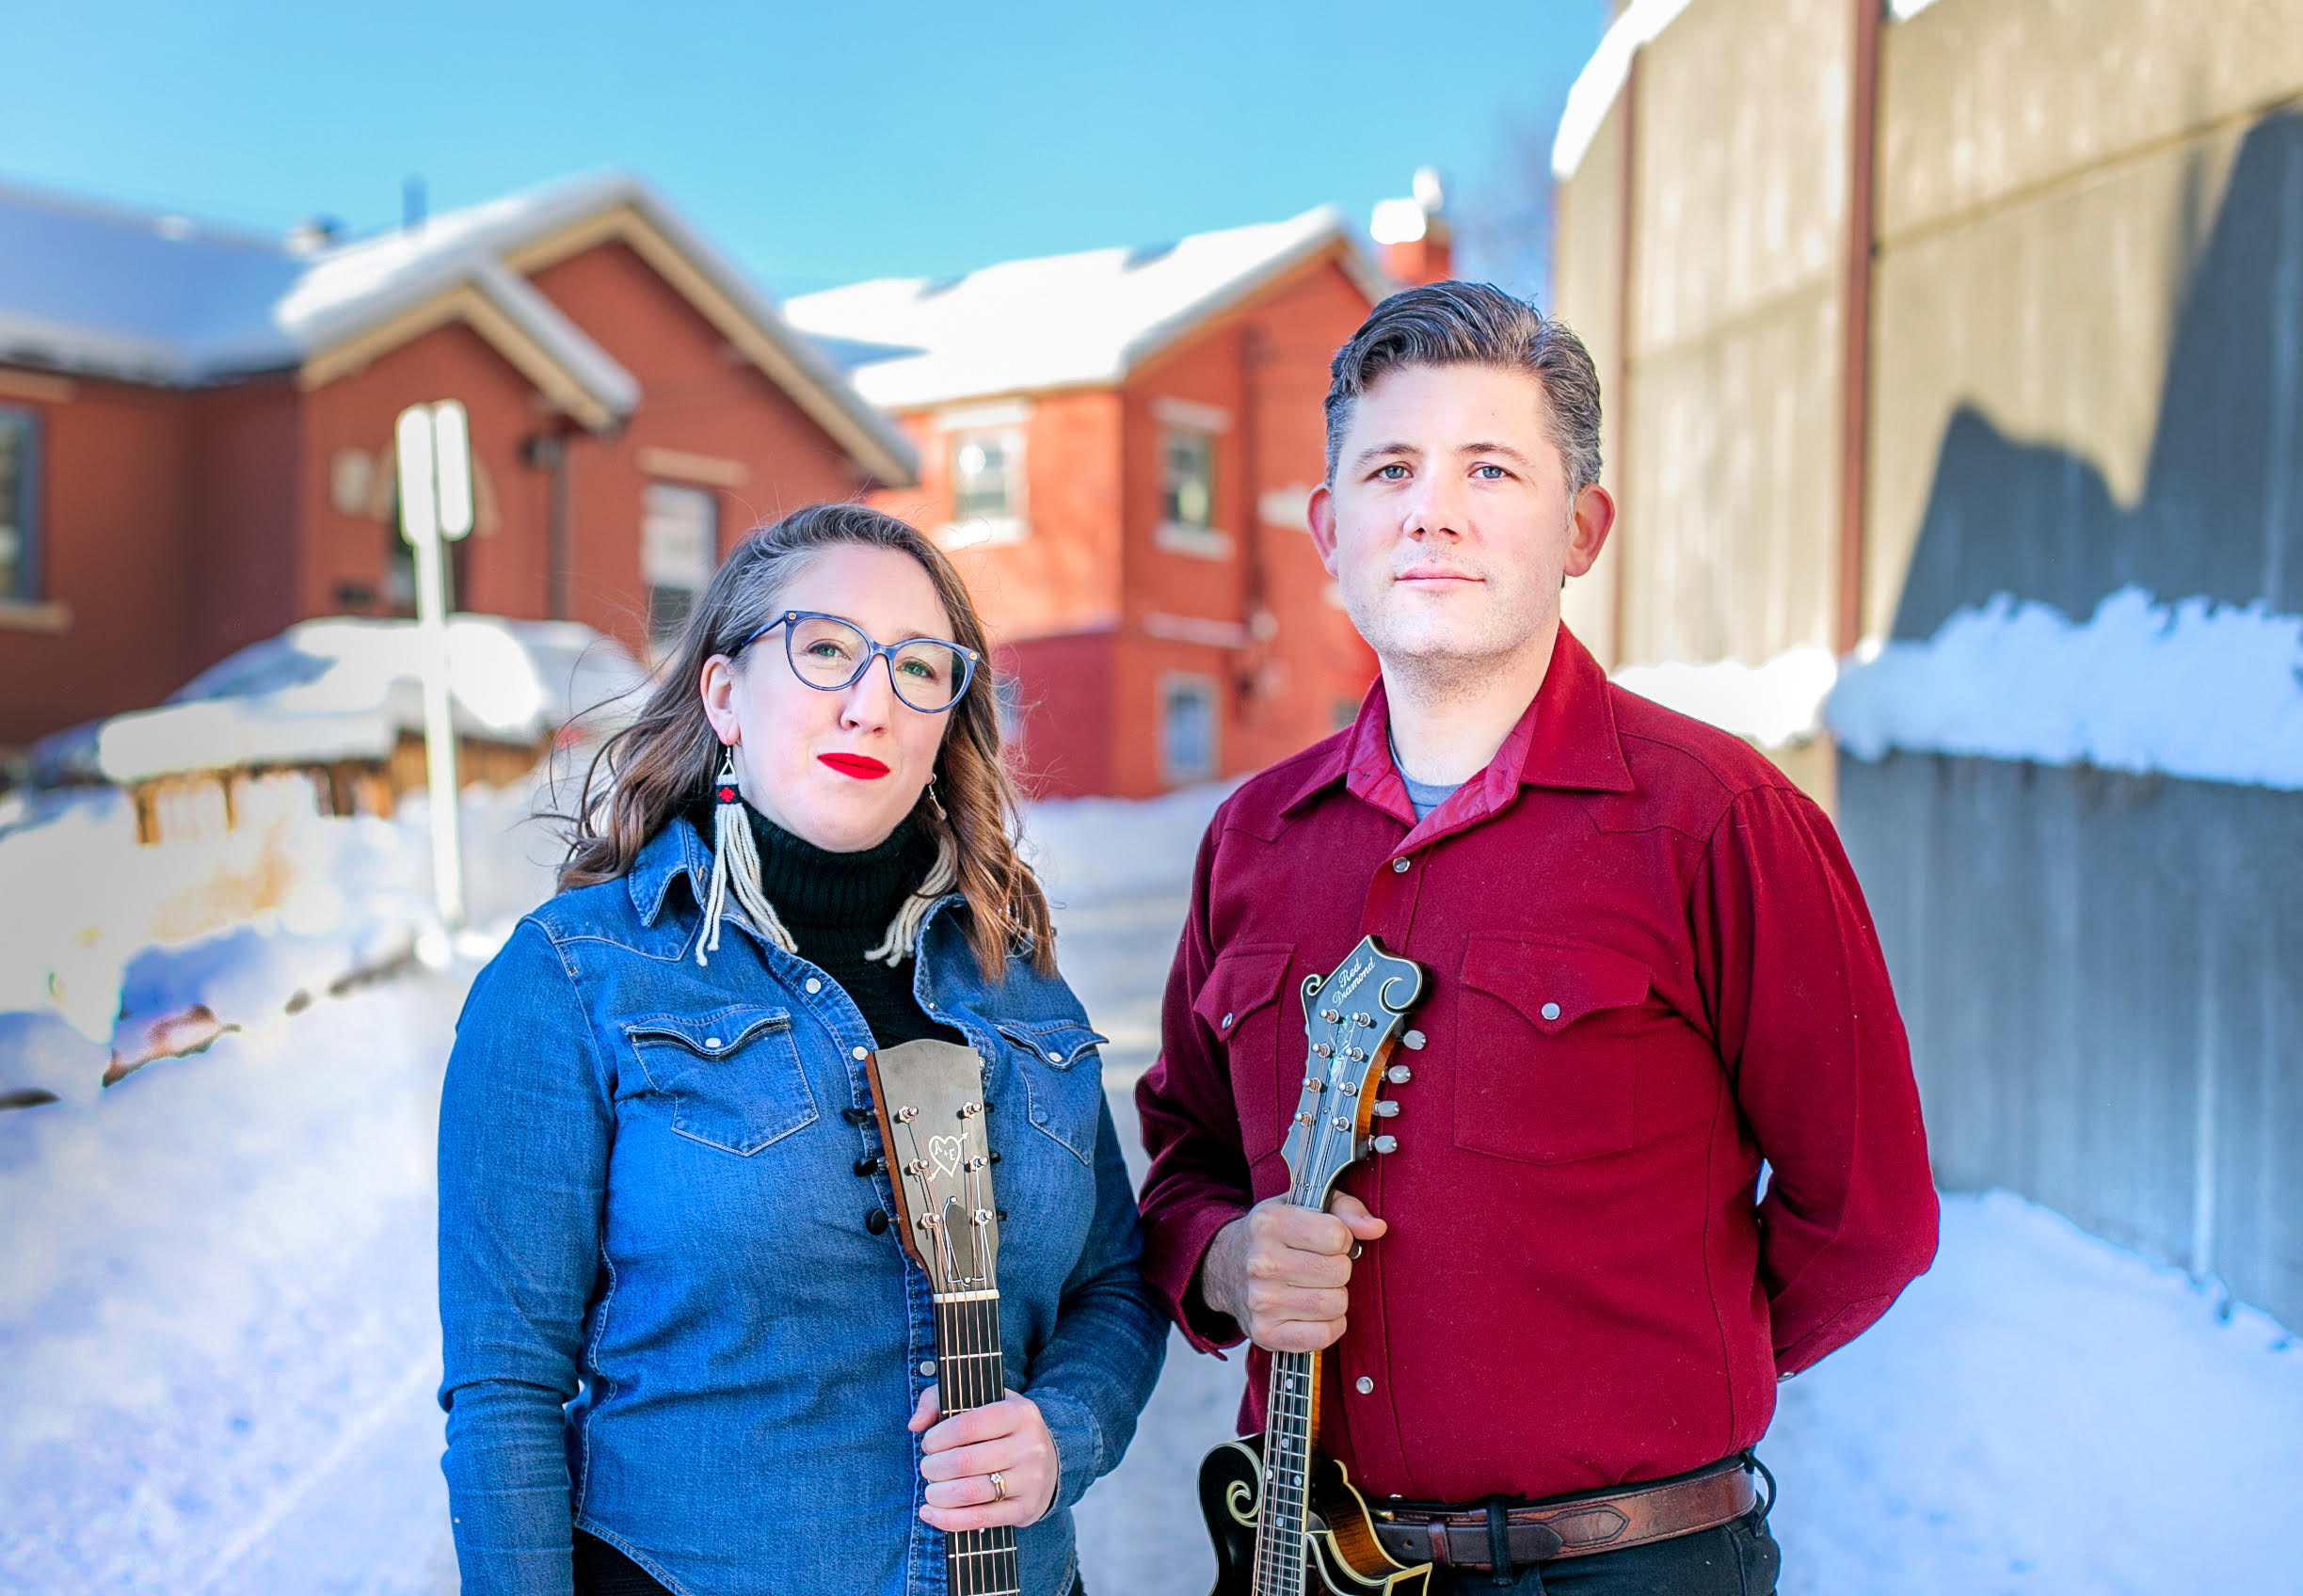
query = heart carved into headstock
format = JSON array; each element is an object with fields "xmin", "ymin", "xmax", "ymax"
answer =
[{"xmin": 927, "ymin": 1135, "xmax": 965, "ymax": 1180}]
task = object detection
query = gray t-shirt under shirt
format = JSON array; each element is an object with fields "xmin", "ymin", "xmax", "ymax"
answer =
[
  {"xmin": 1396, "ymin": 765, "xmax": 1461, "ymax": 822},
  {"xmin": 1388, "ymin": 730, "xmax": 1463, "ymax": 822}
]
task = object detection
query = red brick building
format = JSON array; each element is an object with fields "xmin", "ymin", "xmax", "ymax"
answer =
[
  {"xmin": 786, "ymin": 208, "xmax": 1423, "ymax": 798},
  {"xmin": 0, "ymin": 174, "xmax": 914, "ymax": 759}
]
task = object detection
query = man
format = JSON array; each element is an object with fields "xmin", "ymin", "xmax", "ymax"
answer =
[{"xmin": 1135, "ymin": 282, "xmax": 1937, "ymax": 1593}]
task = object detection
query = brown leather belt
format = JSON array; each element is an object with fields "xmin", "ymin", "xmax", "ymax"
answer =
[{"xmin": 1368, "ymin": 1456, "xmax": 1760, "ymax": 1572}]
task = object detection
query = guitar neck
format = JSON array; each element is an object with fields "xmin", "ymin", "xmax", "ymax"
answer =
[
  {"xmin": 933, "ymin": 1288, "xmax": 1018, "ymax": 1596},
  {"xmin": 1254, "ymin": 1169, "xmax": 1333, "ymax": 1596},
  {"xmin": 1255, "ymin": 1344, "xmax": 1319, "ymax": 1596}
]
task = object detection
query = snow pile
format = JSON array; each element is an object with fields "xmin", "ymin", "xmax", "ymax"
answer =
[
  {"xmin": 1828, "ymin": 585, "xmax": 2303, "ymax": 789},
  {"xmin": 33, "ymin": 615, "xmax": 644, "ymax": 785},
  {"xmin": 0, "ymin": 775, "xmax": 562, "ymax": 1105},
  {"xmin": 1018, "ymin": 780, "xmax": 1239, "ymax": 905},
  {"xmin": 1770, "ymin": 1189, "xmax": 2302, "ymax": 1594},
  {"xmin": 1613, "ymin": 645, "xmax": 1839, "ymax": 748}
]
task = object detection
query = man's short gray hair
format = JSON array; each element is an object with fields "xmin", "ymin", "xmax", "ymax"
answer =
[{"xmin": 1322, "ymin": 281, "xmax": 1603, "ymax": 494}]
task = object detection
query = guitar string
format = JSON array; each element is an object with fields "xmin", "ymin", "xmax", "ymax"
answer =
[
  {"xmin": 899, "ymin": 1096, "xmax": 1019, "ymax": 1596},
  {"xmin": 1255, "ymin": 966, "xmax": 1405, "ymax": 1596}
]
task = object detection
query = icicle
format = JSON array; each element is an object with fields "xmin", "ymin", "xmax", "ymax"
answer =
[
  {"xmin": 864, "ymin": 825, "xmax": 958, "ymax": 967},
  {"xmin": 696, "ymin": 754, "xmax": 796, "ymax": 966}
]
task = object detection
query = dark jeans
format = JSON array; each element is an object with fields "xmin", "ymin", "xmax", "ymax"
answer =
[
  {"xmin": 571, "ymin": 1527, "xmax": 1089, "ymax": 1594},
  {"xmin": 1430, "ymin": 1511, "xmax": 1780, "ymax": 1595}
]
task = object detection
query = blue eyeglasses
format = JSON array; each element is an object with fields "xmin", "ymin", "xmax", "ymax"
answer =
[{"xmin": 739, "ymin": 611, "xmax": 980, "ymax": 714}]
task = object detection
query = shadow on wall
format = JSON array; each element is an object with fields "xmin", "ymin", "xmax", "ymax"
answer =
[
  {"xmin": 1894, "ymin": 110, "xmax": 2303, "ymax": 638},
  {"xmin": 1843, "ymin": 112, "xmax": 2303, "ymax": 1332}
]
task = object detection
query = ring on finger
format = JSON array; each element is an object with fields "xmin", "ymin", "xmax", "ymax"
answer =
[{"xmin": 989, "ymin": 1470, "xmax": 1009, "ymax": 1503}]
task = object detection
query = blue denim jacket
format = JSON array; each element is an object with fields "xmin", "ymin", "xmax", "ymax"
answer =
[{"xmin": 437, "ymin": 815, "xmax": 1165, "ymax": 1596}]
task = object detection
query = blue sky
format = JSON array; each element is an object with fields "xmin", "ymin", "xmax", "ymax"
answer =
[{"xmin": 1, "ymin": 0, "xmax": 1604, "ymax": 298}]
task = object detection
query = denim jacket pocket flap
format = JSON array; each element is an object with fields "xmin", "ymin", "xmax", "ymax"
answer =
[
  {"xmin": 624, "ymin": 1005, "xmax": 815, "ymax": 1156},
  {"xmin": 992, "ymin": 1016, "xmax": 1110, "ymax": 1071},
  {"xmin": 1461, "ymin": 936, "xmax": 1652, "ymax": 1035}
]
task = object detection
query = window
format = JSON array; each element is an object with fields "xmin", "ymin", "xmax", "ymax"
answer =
[
  {"xmin": 1163, "ymin": 430, "xmax": 1213, "ymax": 528},
  {"xmin": 643, "ymin": 482, "xmax": 719, "ymax": 646},
  {"xmin": 0, "ymin": 407, "xmax": 40, "ymax": 601},
  {"xmin": 1156, "ymin": 428, "xmax": 1231, "ymax": 558},
  {"xmin": 952, "ymin": 432, "xmax": 1014, "ymax": 519},
  {"xmin": 945, "ymin": 428, "xmax": 1025, "ymax": 548},
  {"xmin": 1160, "ymin": 673, "xmax": 1220, "ymax": 786}
]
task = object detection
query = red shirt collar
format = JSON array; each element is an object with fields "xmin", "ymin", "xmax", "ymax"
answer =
[{"xmin": 1279, "ymin": 624, "xmax": 1636, "ymax": 837}]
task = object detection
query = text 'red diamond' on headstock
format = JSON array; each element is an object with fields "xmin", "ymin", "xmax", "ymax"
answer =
[{"xmin": 1281, "ymin": 935, "xmax": 1427, "ymax": 1210}]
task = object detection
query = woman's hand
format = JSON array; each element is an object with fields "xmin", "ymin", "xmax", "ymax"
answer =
[{"xmin": 909, "ymin": 1387, "xmax": 1060, "ymax": 1531}]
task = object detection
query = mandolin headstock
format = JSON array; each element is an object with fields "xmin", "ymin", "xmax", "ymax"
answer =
[
  {"xmin": 1281, "ymin": 934, "xmax": 1427, "ymax": 1209},
  {"xmin": 867, "ymin": 1038, "xmax": 1000, "ymax": 1295}
]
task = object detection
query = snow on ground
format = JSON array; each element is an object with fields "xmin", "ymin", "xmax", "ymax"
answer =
[{"xmin": 5, "ymin": 782, "xmax": 2301, "ymax": 1594}]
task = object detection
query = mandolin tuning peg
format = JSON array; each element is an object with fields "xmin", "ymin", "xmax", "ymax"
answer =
[
  {"xmin": 1402, "ymin": 1030, "xmax": 1427, "ymax": 1051},
  {"xmin": 1385, "ymin": 1064, "xmax": 1412, "ymax": 1084},
  {"xmin": 1371, "ymin": 1135, "xmax": 1399, "ymax": 1155},
  {"xmin": 1371, "ymin": 1100, "xmax": 1400, "ymax": 1118}
]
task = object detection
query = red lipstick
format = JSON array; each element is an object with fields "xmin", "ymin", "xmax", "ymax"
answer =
[{"xmin": 818, "ymin": 753, "xmax": 890, "ymax": 780}]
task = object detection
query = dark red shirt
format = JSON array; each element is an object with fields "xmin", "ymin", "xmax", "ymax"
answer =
[{"xmin": 1134, "ymin": 626, "xmax": 1937, "ymax": 1502}]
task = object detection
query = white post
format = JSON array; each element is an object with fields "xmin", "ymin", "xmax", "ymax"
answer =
[{"xmin": 397, "ymin": 400, "xmax": 474, "ymax": 934}]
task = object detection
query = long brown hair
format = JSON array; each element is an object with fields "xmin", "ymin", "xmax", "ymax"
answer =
[{"xmin": 554, "ymin": 503, "xmax": 1054, "ymax": 979}]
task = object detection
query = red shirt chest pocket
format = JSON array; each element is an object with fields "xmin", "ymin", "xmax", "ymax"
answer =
[
  {"xmin": 1191, "ymin": 942, "xmax": 1297, "ymax": 1166},
  {"xmin": 1453, "ymin": 934, "xmax": 1654, "ymax": 1166}
]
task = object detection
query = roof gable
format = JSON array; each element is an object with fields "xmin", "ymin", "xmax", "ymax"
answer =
[
  {"xmin": 0, "ymin": 173, "xmax": 915, "ymax": 484},
  {"xmin": 783, "ymin": 208, "xmax": 1390, "ymax": 411}
]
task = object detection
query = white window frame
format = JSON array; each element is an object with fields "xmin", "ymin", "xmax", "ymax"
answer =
[
  {"xmin": 1155, "ymin": 424, "xmax": 1230, "ymax": 560},
  {"xmin": 0, "ymin": 405, "xmax": 42, "ymax": 603},
  {"xmin": 642, "ymin": 481, "xmax": 720, "ymax": 646},
  {"xmin": 1159, "ymin": 671, "xmax": 1221, "ymax": 786},
  {"xmin": 935, "ymin": 400, "xmax": 1032, "ymax": 550}
]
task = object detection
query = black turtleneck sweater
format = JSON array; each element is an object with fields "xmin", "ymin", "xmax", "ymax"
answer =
[{"xmin": 683, "ymin": 795, "xmax": 963, "ymax": 1049}]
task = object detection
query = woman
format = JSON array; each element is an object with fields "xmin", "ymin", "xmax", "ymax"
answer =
[{"xmin": 438, "ymin": 504, "xmax": 1165, "ymax": 1596}]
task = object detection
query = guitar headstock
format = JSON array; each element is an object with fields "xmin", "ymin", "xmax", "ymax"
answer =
[
  {"xmin": 1281, "ymin": 934, "xmax": 1427, "ymax": 1207},
  {"xmin": 866, "ymin": 1038, "xmax": 1000, "ymax": 1295}
]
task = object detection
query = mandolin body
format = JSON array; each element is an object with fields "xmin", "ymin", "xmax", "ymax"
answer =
[{"xmin": 1199, "ymin": 1433, "xmax": 1431, "ymax": 1596}]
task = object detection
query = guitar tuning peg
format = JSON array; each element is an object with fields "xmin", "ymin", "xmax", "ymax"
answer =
[
  {"xmin": 1371, "ymin": 1100, "xmax": 1400, "ymax": 1118},
  {"xmin": 1385, "ymin": 1064, "xmax": 1413, "ymax": 1084},
  {"xmin": 1371, "ymin": 1135, "xmax": 1399, "ymax": 1155}
]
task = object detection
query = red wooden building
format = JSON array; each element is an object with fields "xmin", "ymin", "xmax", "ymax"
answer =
[
  {"xmin": 786, "ymin": 205, "xmax": 1441, "ymax": 798},
  {"xmin": 0, "ymin": 173, "xmax": 914, "ymax": 762}
]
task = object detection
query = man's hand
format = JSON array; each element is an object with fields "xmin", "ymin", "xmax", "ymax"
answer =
[
  {"xmin": 1197, "ymin": 1193, "xmax": 1386, "ymax": 1351},
  {"xmin": 910, "ymin": 1388, "xmax": 1060, "ymax": 1531}
]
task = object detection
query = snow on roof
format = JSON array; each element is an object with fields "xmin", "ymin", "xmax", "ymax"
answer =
[
  {"xmin": 783, "ymin": 207, "xmax": 1390, "ymax": 410},
  {"xmin": 1828, "ymin": 586, "xmax": 2303, "ymax": 790},
  {"xmin": 29, "ymin": 616, "xmax": 648, "ymax": 786},
  {"xmin": 0, "ymin": 172, "xmax": 910, "ymax": 478},
  {"xmin": 0, "ymin": 183, "xmax": 305, "ymax": 383}
]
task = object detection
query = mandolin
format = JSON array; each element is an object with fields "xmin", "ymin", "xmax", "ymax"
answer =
[
  {"xmin": 868, "ymin": 1038, "xmax": 1019, "ymax": 1596},
  {"xmin": 1198, "ymin": 934, "xmax": 1433, "ymax": 1596}
]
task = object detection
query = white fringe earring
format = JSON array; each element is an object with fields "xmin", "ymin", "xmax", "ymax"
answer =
[
  {"xmin": 696, "ymin": 748, "xmax": 797, "ymax": 966},
  {"xmin": 864, "ymin": 798, "xmax": 959, "ymax": 968}
]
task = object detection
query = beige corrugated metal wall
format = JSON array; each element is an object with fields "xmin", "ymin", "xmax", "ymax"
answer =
[{"xmin": 1554, "ymin": 0, "xmax": 2303, "ymax": 663}]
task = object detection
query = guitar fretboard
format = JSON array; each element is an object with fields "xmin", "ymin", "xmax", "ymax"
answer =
[
  {"xmin": 934, "ymin": 1288, "xmax": 1018, "ymax": 1596},
  {"xmin": 1255, "ymin": 1346, "xmax": 1318, "ymax": 1596}
]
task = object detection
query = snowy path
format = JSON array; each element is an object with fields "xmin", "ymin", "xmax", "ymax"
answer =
[{"xmin": 6, "ymin": 839, "xmax": 2301, "ymax": 1592}]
